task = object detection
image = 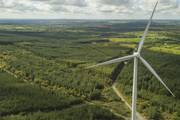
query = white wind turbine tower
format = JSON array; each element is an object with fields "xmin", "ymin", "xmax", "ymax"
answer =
[{"xmin": 88, "ymin": 1, "xmax": 175, "ymax": 120}]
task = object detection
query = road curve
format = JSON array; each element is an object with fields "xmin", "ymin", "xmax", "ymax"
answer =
[{"xmin": 112, "ymin": 84, "xmax": 146, "ymax": 120}]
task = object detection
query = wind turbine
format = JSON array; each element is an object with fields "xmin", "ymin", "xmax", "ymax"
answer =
[{"xmin": 87, "ymin": 1, "xmax": 175, "ymax": 120}]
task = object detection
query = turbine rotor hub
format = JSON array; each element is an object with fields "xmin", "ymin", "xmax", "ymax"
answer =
[{"xmin": 133, "ymin": 52, "xmax": 140, "ymax": 57}]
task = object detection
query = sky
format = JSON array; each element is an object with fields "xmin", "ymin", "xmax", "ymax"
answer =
[{"xmin": 0, "ymin": 0, "xmax": 180, "ymax": 19}]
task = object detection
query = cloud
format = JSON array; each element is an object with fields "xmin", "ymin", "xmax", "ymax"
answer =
[
  {"xmin": 51, "ymin": 0, "xmax": 87, "ymax": 7},
  {"xmin": 0, "ymin": 0, "xmax": 50, "ymax": 13},
  {"xmin": 0, "ymin": 0, "xmax": 179, "ymax": 19},
  {"xmin": 95, "ymin": 0, "xmax": 132, "ymax": 6}
]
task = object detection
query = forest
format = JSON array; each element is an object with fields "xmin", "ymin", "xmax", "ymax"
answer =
[{"xmin": 0, "ymin": 19, "xmax": 179, "ymax": 120}]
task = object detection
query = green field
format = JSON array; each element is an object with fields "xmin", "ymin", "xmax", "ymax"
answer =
[{"xmin": 0, "ymin": 20, "xmax": 179, "ymax": 120}]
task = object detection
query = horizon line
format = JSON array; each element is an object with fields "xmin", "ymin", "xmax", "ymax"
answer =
[{"xmin": 0, "ymin": 18, "xmax": 180, "ymax": 21}]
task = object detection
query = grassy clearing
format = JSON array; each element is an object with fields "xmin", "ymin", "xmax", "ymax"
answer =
[
  {"xmin": 149, "ymin": 44, "xmax": 180, "ymax": 55},
  {"xmin": 110, "ymin": 38, "xmax": 140, "ymax": 43}
]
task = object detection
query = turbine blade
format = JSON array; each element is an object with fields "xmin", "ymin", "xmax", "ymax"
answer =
[
  {"xmin": 87, "ymin": 54, "xmax": 135, "ymax": 69},
  {"xmin": 137, "ymin": 1, "xmax": 158, "ymax": 53},
  {"xmin": 139, "ymin": 56, "xmax": 175, "ymax": 97}
]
